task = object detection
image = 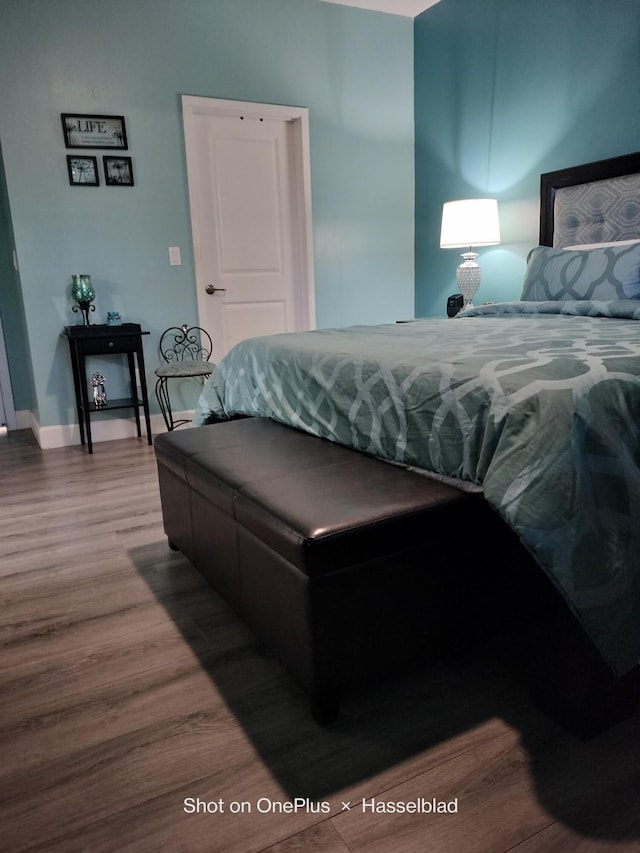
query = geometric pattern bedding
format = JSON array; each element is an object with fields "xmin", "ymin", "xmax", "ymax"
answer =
[
  {"xmin": 522, "ymin": 243, "xmax": 640, "ymax": 301},
  {"xmin": 193, "ymin": 300, "xmax": 640, "ymax": 676}
]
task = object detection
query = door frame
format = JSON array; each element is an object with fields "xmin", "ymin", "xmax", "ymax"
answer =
[
  {"xmin": 181, "ymin": 95, "xmax": 316, "ymax": 344},
  {"xmin": 0, "ymin": 314, "xmax": 16, "ymax": 430}
]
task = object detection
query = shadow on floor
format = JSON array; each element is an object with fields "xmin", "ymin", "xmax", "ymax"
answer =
[{"xmin": 129, "ymin": 539, "xmax": 640, "ymax": 844}]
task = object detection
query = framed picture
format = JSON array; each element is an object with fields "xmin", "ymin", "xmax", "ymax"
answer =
[
  {"xmin": 67, "ymin": 155, "xmax": 99, "ymax": 186},
  {"xmin": 103, "ymin": 156, "xmax": 134, "ymax": 186},
  {"xmin": 61, "ymin": 113, "xmax": 128, "ymax": 149}
]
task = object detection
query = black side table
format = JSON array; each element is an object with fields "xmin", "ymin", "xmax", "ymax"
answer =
[{"xmin": 63, "ymin": 323, "xmax": 152, "ymax": 454}]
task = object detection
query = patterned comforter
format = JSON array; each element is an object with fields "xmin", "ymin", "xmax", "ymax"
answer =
[{"xmin": 194, "ymin": 300, "xmax": 640, "ymax": 675}]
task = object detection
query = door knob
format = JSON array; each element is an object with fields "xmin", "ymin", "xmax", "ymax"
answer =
[{"xmin": 205, "ymin": 285, "xmax": 227, "ymax": 295}]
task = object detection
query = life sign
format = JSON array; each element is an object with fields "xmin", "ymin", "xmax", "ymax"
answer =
[
  {"xmin": 72, "ymin": 118, "xmax": 108, "ymax": 135},
  {"xmin": 61, "ymin": 114, "xmax": 128, "ymax": 149}
]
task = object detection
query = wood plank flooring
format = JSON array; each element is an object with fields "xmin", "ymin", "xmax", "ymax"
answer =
[{"xmin": 1, "ymin": 429, "xmax": 639, "ymax": 852}]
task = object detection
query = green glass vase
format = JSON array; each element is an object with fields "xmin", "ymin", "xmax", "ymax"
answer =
[{"xmin": 71, "ymin": 274, "xmax": 96, "ymax": 325}]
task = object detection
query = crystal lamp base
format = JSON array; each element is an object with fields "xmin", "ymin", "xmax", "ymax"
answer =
[{"xmin": 456, "ymin": 252, "xmax": 481, "ymax": 310}]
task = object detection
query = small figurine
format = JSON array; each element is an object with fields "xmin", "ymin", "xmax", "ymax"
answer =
[{"xmin": 91, "ymin": 373, "xmax": 107, "ymax": 407}]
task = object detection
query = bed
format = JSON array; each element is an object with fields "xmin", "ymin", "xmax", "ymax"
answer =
[{"xmin": 193, "ymin": 152, "xmax": 640, "ymax": 711}]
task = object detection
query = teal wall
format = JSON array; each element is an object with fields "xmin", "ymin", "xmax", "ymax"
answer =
[
  {"xmin": 0, "ymin": 0, "xmax": 415, "ymax": 430},
  {"xmin": 415, "ymin": 0, "xmax": 640, "ymax": 317},
  {"xmin": 6, "ymin": 0, "xmax": 638, "ymax": 430}
]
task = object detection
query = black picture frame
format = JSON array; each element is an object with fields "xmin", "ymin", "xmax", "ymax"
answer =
[
  {"xmin": 103, "ymin": 156, "xmax": 134, "ymax": 186},
  {"xmin": 61, "ymin": 113, "xmax": 128, "ymax": 150},
  {"xmin": 67, "ymin": 155, "xmax": 99, "ymax": 186}
]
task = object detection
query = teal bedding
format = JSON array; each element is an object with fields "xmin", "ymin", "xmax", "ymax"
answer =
[{"xmin": 194, "ymin": 300, "xmax": 640, "ymax": 675}]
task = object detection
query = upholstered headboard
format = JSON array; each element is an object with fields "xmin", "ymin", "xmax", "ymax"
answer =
[{"xmin": 539, "ymin": 151, "xmax": 640, "ymax": 247}]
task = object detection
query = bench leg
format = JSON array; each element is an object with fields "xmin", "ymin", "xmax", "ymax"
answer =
[{"xmin": 310, "ymin": 690, "xmax": 340, "ymax": 726}]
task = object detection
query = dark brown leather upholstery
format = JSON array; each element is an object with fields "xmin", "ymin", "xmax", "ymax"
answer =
[{"xmin": 154, "ymin": 417, "xmax": 477, "ymax": 721}]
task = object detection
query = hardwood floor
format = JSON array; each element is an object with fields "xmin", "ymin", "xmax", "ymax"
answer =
[{"xmin": 1, "ymin": 429, "xmax": 639, "ymax": 852}]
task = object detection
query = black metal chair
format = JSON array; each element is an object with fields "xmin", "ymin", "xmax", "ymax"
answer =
[{"xmin": 154, "ymin": 324, "xmax": 214, "ymax": 431}]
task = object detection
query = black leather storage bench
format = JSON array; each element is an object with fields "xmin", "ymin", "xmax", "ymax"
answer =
[{"xmin": 154, "ymin": 417, "xmax": 478, "ymax": 722}]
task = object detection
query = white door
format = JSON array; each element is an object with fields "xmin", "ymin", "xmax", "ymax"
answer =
[{"xmin": 182, "ymin": 96, "xmax": 315, "ymax": 362}]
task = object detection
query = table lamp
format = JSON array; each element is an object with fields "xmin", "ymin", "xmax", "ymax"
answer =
[{"xmin": 440, "ymin": 198, "xmax": 500, "ymax": 309}]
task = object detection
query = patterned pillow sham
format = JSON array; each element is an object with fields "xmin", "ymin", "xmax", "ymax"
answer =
[
  {"xmin": 521, "ymin": 243, "xmax": 640, "ymax": 301},
  {"xmin": 563, "ymin": 239, "xmax": 640, "ymax": 250}
]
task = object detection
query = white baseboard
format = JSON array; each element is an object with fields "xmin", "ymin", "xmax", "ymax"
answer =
[
  {"xmin": 14, "ymin": 409, "xmax": 32, "ymax": 430},
  {"xmin": 27, "ymin": 410, "xmax": 195, "ymax": 450}
]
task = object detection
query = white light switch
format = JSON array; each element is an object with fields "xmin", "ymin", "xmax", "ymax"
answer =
[{"xmin": 168, "ymin": 246, "xmax": 182, "ymax": 266}]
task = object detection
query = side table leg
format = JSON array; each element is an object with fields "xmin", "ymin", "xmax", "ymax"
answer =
[
  {"xmin": 135, "ymin": 343, "xmax": 153, "ymax": 445},
  {"xmin": 68, "ymin": 341, "xmax": 85, "ymax": 446},
  {"xmin": 77, "ymin": 352, "xmax": 93, "ymax": 454},
  {"xmin": 127, "ymin": 352, "xmax": 142, "ymax": 438}
]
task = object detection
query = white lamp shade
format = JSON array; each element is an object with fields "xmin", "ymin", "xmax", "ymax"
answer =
[{"xmin": 440, "ymin": 198, "xmax": 501, "ymax": 248}]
